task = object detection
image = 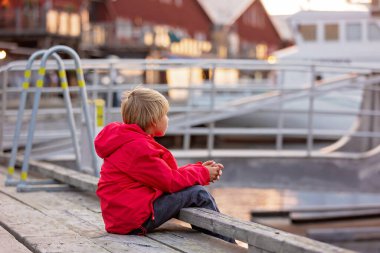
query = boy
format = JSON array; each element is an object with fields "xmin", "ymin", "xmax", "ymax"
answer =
[{"xmin": 94, "ymin": 87, "xmax": 234, "ymax": 243}]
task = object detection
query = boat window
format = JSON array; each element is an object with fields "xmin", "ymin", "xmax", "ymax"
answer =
[
  {"xmin": 324, "ymin": 24, "xmax": 339, "ymax": 41},
  {"xmin": 368, "ymin": 22, "xmax": 380, "ymax": 41},
  {"xmin": 298, "ymin": 24, "xmax": 316, "ymax": 41},
  {"xmin": 346, "ymin": 23, "xmax": 362, "ymax": 41}
]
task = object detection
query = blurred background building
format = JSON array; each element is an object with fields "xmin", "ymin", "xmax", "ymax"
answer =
[{"xmin": 0, "ymin": 0, "xmax": 284, "ymax": 63}]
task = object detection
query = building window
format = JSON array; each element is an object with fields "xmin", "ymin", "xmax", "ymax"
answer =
[
  {"xmin": 116, "ymin": 19, "xmax": 133, "ymax": 39},
  {"xmin": 175, "ymin": 0, "xmax": 182, "ymax": 7},
  {"xmin": 256, "ymin": 44, "xmax": 268, "ymax": 60},
  {"xmin": 368, "ymin": 22, "xmax": 380, "ymax": 41},
  {"xmin": 46, "ymin": 10, "xmax": 58, "ymax": 34},
  {"xmin": 70, "ymin": 13, "xmax": 80, "ymax": 36},
  {"xmin": 324, "ymin": 24, "xmax": 339, "ymax": 41},
  {"xmin": 58, "ymin": 12, "xmax": 69, "ymax": 35},
  {"xmin": 346, "ymin": 23, "xmax": 361, "ymax": 41},
  {"xmin": 299, "ymin": 24, "xmax": 317, "ymax": 41}
]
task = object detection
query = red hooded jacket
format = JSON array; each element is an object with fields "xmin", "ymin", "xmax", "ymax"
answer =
[{"xmin": 94, "ymin": 122, "xmax": 210, "ymax": 234}]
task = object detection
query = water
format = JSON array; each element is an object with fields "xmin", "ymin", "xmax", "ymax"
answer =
[{"xmin": 210, "ymin": 186, "xmax": 380, "ymax": 252}]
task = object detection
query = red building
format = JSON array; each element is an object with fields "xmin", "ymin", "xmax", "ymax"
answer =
[
  {"xmin": 371, "ymin": 0, "xmax": 380, "ymax": 15},
  {"xmin": 82, "ymin": 0, "xmax": 213, "ymax": 58},
  {"xmin": 236, "ymin": 0, "xmax": 282, "ymax": 58},
  {"xmin": 197, "ymin": 0, "xmax": 282, "ymax": 58},
  {"xmin": 84, "ymin": 0, "xmax": 283, "ymax": 59},
  {"xmin": 0, "ymin": 0, "xmax": 85, "ymax": 61},
  {"xmin": 0, "ymin": 0, "xmax": 283, "ymax": 60}
]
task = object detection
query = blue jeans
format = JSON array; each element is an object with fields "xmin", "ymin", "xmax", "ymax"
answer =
[{"xmin": 130, "ymin": 185, "xmax": 235, "ymax": 243}]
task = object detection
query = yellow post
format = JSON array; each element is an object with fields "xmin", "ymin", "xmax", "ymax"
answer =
[{"xmin": 94, "ymin": 99, "xmax": 105, "ymax": 128}]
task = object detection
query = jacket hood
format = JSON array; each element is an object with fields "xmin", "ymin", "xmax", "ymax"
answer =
[{"xmin": 94, "ymin": 122, "xmax": 148, "ymax": 158}]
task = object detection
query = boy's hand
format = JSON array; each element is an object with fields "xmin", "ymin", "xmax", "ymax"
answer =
[{"xmin": 202, "ymin": 160, "xmax": 224, "ymax": 183}]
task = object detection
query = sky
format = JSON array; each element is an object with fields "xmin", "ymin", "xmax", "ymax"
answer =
[{"xmin": 261, "ymin": 0, "xmax": 369, "ymax": 15}]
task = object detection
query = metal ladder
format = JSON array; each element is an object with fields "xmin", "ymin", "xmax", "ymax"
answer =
[{"xmin": 5, "ymin": 45, "xmax": 98, "ymax": 192}]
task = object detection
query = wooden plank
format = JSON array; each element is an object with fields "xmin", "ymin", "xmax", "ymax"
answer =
[
  {"xmin": 307, "ymin": 227, "xmax": 380, "ymax": 242},
  {"xmin": 0, "ymin": 226, "xmax": 32, "ymax": 253},
  {"xmin": 179, "ymin": 208, "xmax": 355, "ymax": 253},
  {"xmin": 0, "ymin": 192, "xmax": 111, "ymax": 253},
  {"xmin": 28, "ymin": 160, "xmax": 98, "ymax": 192},
  {"xmin": 0, "ymin": 160, "xmax": 355, "ymax": 253},
  {"xmin": 147, "ymin": 222, "xmax": 246, "ymax": 253},
  {"xmin": 0, "ymin": 156, "xmax": 97, "ymax": 192},
  {"xmin": 0, "ymin": 172, "xmax": 244, "ymax": 253},
  {"xmin": 7, "ymin": 192, "xmax": 243, "ymax": 252},
  {"xmin": 252, "ymin": 204, "xmax": 380, "ymax": 218},
  {"xmin": 0, "ymin": 191, "xmax": 180, "ymax": 253},
  {"xmin": 290, "ymin": 209, "xmax": 380, "ymax": 223}
]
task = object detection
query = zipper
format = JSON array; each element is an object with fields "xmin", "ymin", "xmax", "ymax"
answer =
[
  {"xmin": 150, "ymin": 191, "xmax": 157, "ymax": 222},
  {"xmin": 151, "ymin": 197, "xmax": 155, "ymax": 221}
]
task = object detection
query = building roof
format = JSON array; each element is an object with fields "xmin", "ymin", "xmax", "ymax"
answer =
[
  {"xmin": 290, "ymin": 10, "xmax": 369, "ymax": 22},
  {"xmin": 299, "ymin": 0, "xmax": 369, "ymax": 12},
  {"xmin": 197, "ymin": 0, "xmax": 254, "ymax": 26},
  {"xmin": 269, "ymin": 15, "xmax": 293, "ymax": 41}
]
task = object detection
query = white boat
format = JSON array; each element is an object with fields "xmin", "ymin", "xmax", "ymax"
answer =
[{"xmin": 213, "ymin": 8, "xmax": 380, "ymax": 134}]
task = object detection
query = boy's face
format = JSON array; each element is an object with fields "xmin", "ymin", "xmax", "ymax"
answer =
[{"xmin": 152, "ymin": 114, "xmax": 169, "ymax": 137}]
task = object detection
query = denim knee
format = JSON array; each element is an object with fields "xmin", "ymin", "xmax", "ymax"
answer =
[
  {"xmin": 190, "ymin": 185, "xmax": 207, "ymax": 193},
  {"xmin": 190, "ymin": 185, "xmax": 214, "ymax": 204}
]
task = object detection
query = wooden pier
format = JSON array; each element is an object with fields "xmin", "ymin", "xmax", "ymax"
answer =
[{"xmin": 0, "ymin": 155, "xmax": 355, "ymax": 253}]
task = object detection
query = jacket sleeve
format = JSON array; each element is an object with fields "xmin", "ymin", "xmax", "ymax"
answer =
[{"xmin": 120, "ymin": 142, "xmax": 210, "ymax": 193}]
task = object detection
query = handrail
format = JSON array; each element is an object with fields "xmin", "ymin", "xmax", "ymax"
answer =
[
  {"xmin": 1, "ymin": 58, "xmax": 379, "ymax": 72},
  {"xmin": 2, "ymin": 58, "xmax": 380, "ymax": 163},
  {"xmin": 5, "ymin": 50, "xmax": 81, "ymax": 187},
  {"xmin": 16, "ymin": 46, "xmax": 98, "ymax": 191},
  {"xmin": 168, "ymin": 74, "xmax": 361, "ymax": 129},
  {"xmin": 37, "ymin": 45, "xmax": 98, "ymax": 175}
]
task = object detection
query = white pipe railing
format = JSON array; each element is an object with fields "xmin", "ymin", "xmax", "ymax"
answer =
[{"xmin": 1, "ymin": 59, "xmax": 380, "ymax": 160}]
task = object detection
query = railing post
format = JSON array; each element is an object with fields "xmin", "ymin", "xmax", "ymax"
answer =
[
  {"xmin": 92, "ymin": 69, "xmax": 100, "ymax": 100},
  {"xmin": 45, "ymin": 46, "xmax": 98, "ymax": 175},
  {"xmin": 106, "ymin": 62, "xmax": 116, "ymax": 123},
  {"xmin": 57, "ymin": 63, "xmax": 82, "ymax": 171},
  {"xmin": 85, "ymin": 99, "xmax": 105, "ymax": 173},
  {"xmin": 307, "ymin": 65, "xmax": 316, "ymax": 156},
  {"xmin": 0, "ymin": 68, "xmax": 7, "ymax": 155},
  {"xmin": 207, "ymin": 64, "xmax": 216, "ymax": 157},
  {"xmin": 276, "ymin": 69, "xmax": 285, "ymax": 151},
  {"xmin": 183, "ymin": 65, "xmax": 192, "ymax": 150},
  {"xmin": 5, "ymin": 51, "xmax": 44, "ymax": 186}
]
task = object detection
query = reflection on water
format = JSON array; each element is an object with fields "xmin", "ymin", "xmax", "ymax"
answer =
[
  {"xmin": 209, "ymin": 187, "xmax": 380, "ymax": 252},
  {"xmin": 210, "ymin": 187, "xmax": 380, "ymax": 221},
  {"xmin": 209, "ymin": 187, "xmax": 284, "ymax": 221}
]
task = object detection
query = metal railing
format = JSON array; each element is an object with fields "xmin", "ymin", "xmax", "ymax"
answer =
[
  {"xmin": 2, "ymin": 46, "xmax": 98, "ymax": 191},
  {"xmin": 1, "ymin": 58, "xmax": 380, "ymax": 163}
]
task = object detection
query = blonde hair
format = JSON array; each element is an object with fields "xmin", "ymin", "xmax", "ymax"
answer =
[{"xmin": 120, "ymin": 87, "xmax": 169, "ymax": 131}]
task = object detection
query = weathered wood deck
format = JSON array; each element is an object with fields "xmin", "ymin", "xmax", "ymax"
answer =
[
  {"xmin": 0, "ymin": 225, "xmax": 31, "ymax": 253},
  {"xmin": 0, "ymin": 156, "xmax": 355, "ymax": 253},
  {"xmin": 0, "ymin": 169, "xmax": 242, "ymax": 253}
]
